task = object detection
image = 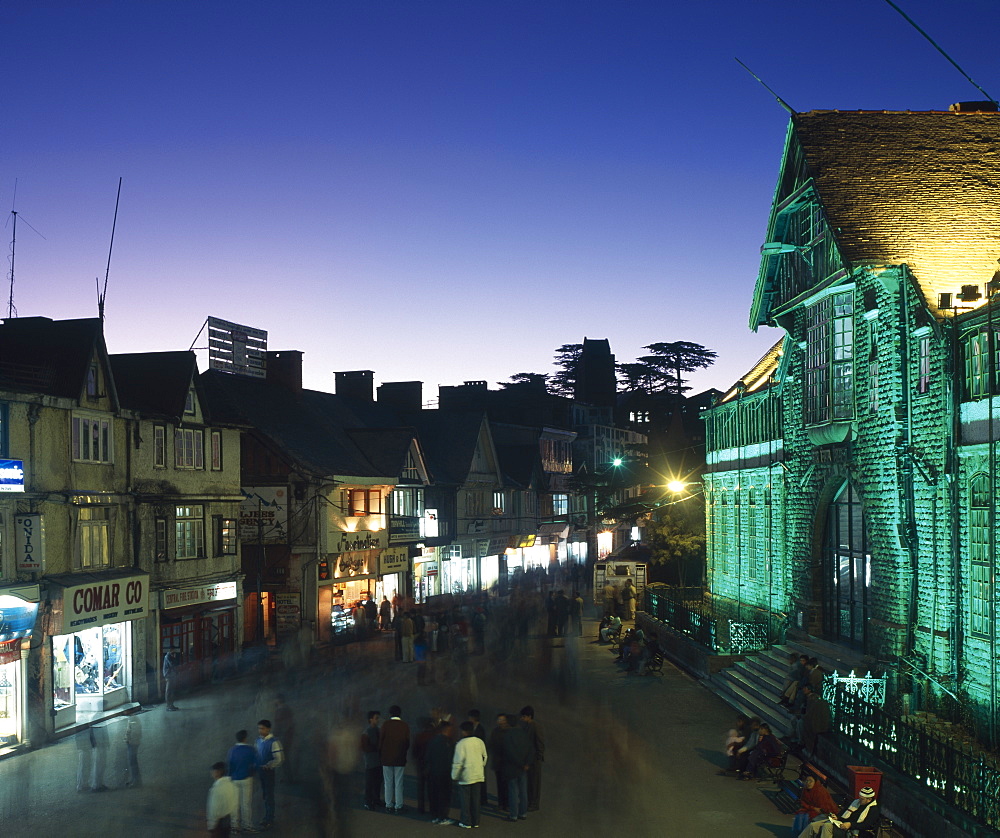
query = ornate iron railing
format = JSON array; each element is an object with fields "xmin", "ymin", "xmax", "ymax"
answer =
[
  {"xmin": 728, "ymin": 621, "xmax": 769, "ymax": 654},
  {"xmin": 645, "ymin": 588, "xmax": 718, "ymax": 650},
  {"xmin": 822, "ymin": 669, "xmax": 887, "ymax": 705},
  {"xmin": 829, "ymin": 684, "xmax": 1000, "ymax": 831},
  {"xmin": 644, "ymin": 588, "xmax": 778, "ymax": 654}
]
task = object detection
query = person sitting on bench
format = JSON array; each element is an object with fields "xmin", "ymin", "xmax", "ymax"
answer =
[
  {"xmin": 600, "ymin": 614, "xmax": 621, "ymax": 643},
  {"xmin": 740, "ymin": 723, "xmax": 782, "ymax": 779},
  {"xmin": 797, "ymin": 786, "xmax": 878, "ymax": 837}
]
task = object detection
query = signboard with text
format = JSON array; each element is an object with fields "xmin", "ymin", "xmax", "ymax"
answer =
[
  {"xmin": 378, "ymin": 546, "xmax": 411, "ymax": 576},
  {"xmin": 161, "ymin": 581, "xmax": 238, "ymax": 610},
  {"xmin": 240, "ymin": 487, "xmax": 289, "ymax": 542},
  {"xmin": 14, "ymin": 514, "xmax": 44, "ymax": 573},
  {"xmin": 0, "ymin": 460, "xmax": 24, "ymax": 493},
  {"xmin": 58, "ymin": 573, "xmax": 149, "ymax": 632},
  {"xmin": 207, "ymin": 316, "xmax": 267, "ymax": 378}
]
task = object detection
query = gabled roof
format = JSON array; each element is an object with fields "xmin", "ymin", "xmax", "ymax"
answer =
[
  {"xmin": 404, "ymin": 411, "xmax": 490, "ymax": 486},
  {"xmin": 200, "ymin": 370, "xmax": 399, "ymax": 481},
  {"xmin": 111, "ymin": 351, "xmax": 197, "ymax": 420},
  {"xmin": 0, "ymin": 316, "xmax": 116, "ymax": 404},
  {"xmin": 761, "ymin": 109, "xmax": 1000, "ymax": 320},
  {"xmin": 346, "ymin": 428, "xmax": 424, "ymax": 481}
]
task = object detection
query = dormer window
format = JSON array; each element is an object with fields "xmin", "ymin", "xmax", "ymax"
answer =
[
  {"xmin": 86, "ymin": 364, "xmax": 99, "ymax": 399},
  {"xmin": 184, "ymin": 387, "xmax": 196, "ymax": 415},
  {"xmin": 804, "ymin": 290, "xmax": 854, "ymax": 425}
]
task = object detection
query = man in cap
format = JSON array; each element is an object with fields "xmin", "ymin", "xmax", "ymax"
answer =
[{"xmin": 797, "ymin": 785, "xmax": 879, "ymax": 837}]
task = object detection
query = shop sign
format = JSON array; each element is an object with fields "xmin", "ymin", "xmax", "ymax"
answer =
[
  {"xmin": 389, "ymin": 516, "xmax": 420, "ymax": 541},
  {"xmin": 274, "ymin": 592, "xmax": 300, "ymax": 635},
  {"xmin": 239, "ymin": 487, "xmax": 288, "ymax": 542},
  {"xmin": 513, "ymin": 534, "xmax": 536, "ymax": 548},
  {"xmin": 60, "ymin": 574, "xmax": 148, "ymax": 632},
  {"xmin": 161, "ymin": 581, "xmax": 238, "ymax": 610},
  {"xmin": 0, "ymin": 585, "xmax": 40, "ymax": 642},
  {"xmin": 334, "ymin": 551, "xmax": 372, "ymax": 578},
  {"xmin": 379, "ymin": 546, "xmax": 410, "ymax": 576},
  {"xmin": 422, "ymin": 509, "xmax": 439, "ymax": 538},
  {"xmin": 14, "ymin": 514, "xmax": 45, "ymax": 573},
  {"xmin": 331, "ymin": 528, "xmax": 387, "ymax": 554},
  {"xmin": 0, "ymin": 459, "xmax": 24, "ymax": 493},
  {"xmin": 486, "ymin": 536, "xmax": 509, "ymax": 556}
]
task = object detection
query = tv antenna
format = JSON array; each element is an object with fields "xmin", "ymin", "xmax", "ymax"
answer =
[
  {"xmin": 5, "ymin": 180, "xmax": 47, "ymax": 319},
  {"xmin": 735, "ymin": 58, "xmax": 795, "ymax": 114},
  {"xmin": 97, "ymin": 178, "xmax": 123, "ymax": 322},
  {"xmin": 883, "ymin": 0, "xmax": 997, "ymax": 105}
]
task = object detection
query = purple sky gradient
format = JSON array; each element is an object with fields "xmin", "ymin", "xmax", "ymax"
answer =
[{"xmin": 4, "ymin": 1, "xmax": 998, "ymax": 401}]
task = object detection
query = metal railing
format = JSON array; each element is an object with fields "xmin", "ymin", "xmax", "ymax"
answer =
[
  {"xmin": 643, "ymin": 587, "xmax": 783, "ymax": 654},
  {"xmin": 830, "ymin": 684, "xmax": 1000, "ymax": 831}
]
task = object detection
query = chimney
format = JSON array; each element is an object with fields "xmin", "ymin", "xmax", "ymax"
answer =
[
  {"xmin": 335, "ymin": 370, "xmax": 374, "ymax": 401},
  {"xmin": 949, "ymin": 101, "xmax": 999, "ymax": 112},
  {"xmin": 377, "ymin": 380, "xmax": 423, "ymax": 411},
  {"xmin": 266, "ymin": 350, "xmax": 302, "ymax": 392}
]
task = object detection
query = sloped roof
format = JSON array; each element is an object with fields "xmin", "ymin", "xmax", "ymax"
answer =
[
  {"xmin": 200, "ymin": 371, "xmax": 398, "ymax": 480},
  {"xmin": 111, "ymin": 351, "xmax": 196, "ymax": 420},
  {"xmin": 792, "ymin": 109, "xmax": 1000, "ymax": 313},
  {"xmin": 0, "ymin": 316, "xmax": 108, "ymax": 400},
  {"xmin": 404, "ymin": 411, "xmax": 486, "ymax": 486},
  {"xmin": 719, "ymin": 339, "xmax": 784, "ymax": 404}
]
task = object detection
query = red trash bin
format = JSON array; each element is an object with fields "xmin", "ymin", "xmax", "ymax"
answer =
[{"xmin": 846, "ymin": 765, "xmax": 883, "ymax": 799}]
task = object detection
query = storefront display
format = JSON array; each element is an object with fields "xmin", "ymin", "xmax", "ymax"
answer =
[
  {"xmin": 160, "ymin": 580, "xmax": 240, "ymax": 685},
  {"xmin": 0, "ymin": 584, "xmax": 40, "ymax": 749},
  {"xmin": 47, "ymin": 571, "xmax": 148, "ymax": 730}
]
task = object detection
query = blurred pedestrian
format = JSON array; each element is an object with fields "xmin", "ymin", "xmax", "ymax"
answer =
[
  {"xmin": 570, "ymin": 591, "xmax": 584, "ymax": 636},
  {"xmin": 379, "ymin": 596, "xmax": 392, "ymax": 631},
  {"xmin": 227, "ymin": 729, "xmax": 258, "ymax": 833},
  {"xmin": 471, "ymin": 607, "xmax": 486, "ymax": 655},
  {"xmin": 75, "ymin": 729, "xmax": 94, "ymax": 793},
  {"xmin": 427, "ymin": 720, "xmax": 455, "ymax": 824},
  {"xmin": 255, "ymin": 719, "xmax": 284, "ymax": 829},
  {"xmin": 412, "ymin": 717, "xmax": 436, "ymax": 814},
  {"xmin": 401, "ymin": 612, "xmax": 415, "ymax": 662},
  {"xmin": 163, "ymin": 649, "xmax": 179, "ymax": 710},
  {"xmin": 364, "ymin": 595, "xmax": 378, "ymax": 632},
  {"xmin": 554, "ymin": 590, "xmax": 570, "ymax": 637},
  {"xmin": 621, "ymin": 578, "xmax": 637, "ymax": 621},
  {"xmin": 379, "ymin": 704, "xmax": 410, "ymax": 813},
  {"xmin": 520, "ymin": 706, "xmax": 544, "ymax": 811},
  {"xmin": 452, "ymin": 720, "xmax": 488, "ymax": 828},
  {"xmin": 361, "ymin": 710, "xmax": 382, "ymax": 811},
  {"xmin": 90, "ymin": 723, "xmax": 110, "ymax": 792},
  {"xmin": 273, "ymin": 694, "xmax": 296, "ymax": 781},
  {"xmin": 207, "ymin": 761, "xmax": 238, "ymax": 837},
  {"xmin": 123, "ymin": 715, "xmax": 142, "ymax": 788}
]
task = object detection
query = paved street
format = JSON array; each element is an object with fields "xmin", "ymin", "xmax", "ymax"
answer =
[{"xmin": 0, "ymin": 613, "xmax": 792, "ymax": 837}]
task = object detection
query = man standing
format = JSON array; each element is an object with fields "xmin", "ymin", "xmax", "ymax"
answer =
[
  {"xmin": 273, "ymin": 695, "xmax": 296, "ymax": 782},
  {"xmin": 452, "ymin": 721, "xmax": 488, "ymax": 829},
  {"xmin": 163, "ymin": 650, "xmax": 179, "ymax": 711},
  {"xmin": 519, "ymin": 706, "xmax": 544, "ymax": 811},
  {"xmin": 488, "ymin": 714, "xmax": 510, "ymax": 813},
  {"xmin": 123, "ymin": 716, "xmax": 142, "ymax": 788},
  {"xmin": 379, "ymin": 596, "xmax": 392, "ymax": 631},
  {"xmin": 621, "ymin": 578, "xmax": 637, "ymax": 621},
  {"xmin": 255, "ymin": 719, "xmax": 284, "ymax": 829},
  {"xmin": 360, "ymin": 710, "xmax": 382, "ymax": 811},
  {"xmin": 501, "ymin": 714, "xmax": 532, "ymax": 822},
  {"xmin": 227, "ymin": 730, "xmax": 258, "ymax": 833},
  {"xmin": 207, "ymin": 762, "xmax": 238, "ymax": 837},
  {"xmin": 379, "ymin": 704, "xmax": 410, "ymax": 814},
  {"xmin": 468, "ymin": 710, "xmax": 488, "ymax": 806},
  {"xmin": 570, "ymin": 590, "xmax": 584, "ymax": 637},
  {"xmin": 427, "ymin": 720, "xmax": 456, "ymax": 825}
]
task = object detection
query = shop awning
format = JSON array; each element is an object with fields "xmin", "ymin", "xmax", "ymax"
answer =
[{"xmin": 0, "ymin": 584, "xmax": 40, "ymax": 642}]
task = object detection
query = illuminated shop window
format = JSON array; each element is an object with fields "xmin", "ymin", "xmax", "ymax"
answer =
[{"xmin": 79, "ymin": 507, "xmax": 111, "ymax": 569}]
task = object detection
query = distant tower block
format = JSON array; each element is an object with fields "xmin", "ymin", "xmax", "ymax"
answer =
[{"xmin": 575, "ymin": 337, "xmax": 616, "ymax": 406}]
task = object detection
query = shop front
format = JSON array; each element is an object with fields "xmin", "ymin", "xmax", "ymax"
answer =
[
  {"xmin": 413, "ymin": 547, "xmax": 439, "ymax": 603},
  {"xmin": 378, "ymin": 546, "xmax": 411, "ymax": 605},
  {"xmin": 0, "ymin": 584, "xmax": 40, "ymax": 750},
  {"xmin": 318, "ymin": 549, "xmax": 379, "ymax": 643},
  {"xmin": 159, "ymin": 579, "xmax": 240, "ymax": 688},
  {"xmin": 47, "ymin": 571, "xmax": 149, "ymax": 731}
]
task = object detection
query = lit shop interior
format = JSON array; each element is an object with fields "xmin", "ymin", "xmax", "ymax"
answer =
[{"xmin": 52, "ymin": 622, "xmax": 132, "ymax": 729}]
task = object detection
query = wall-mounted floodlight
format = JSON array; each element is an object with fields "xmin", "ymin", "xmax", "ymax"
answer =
[{"xmin": 761, "ymin": 242, "xmax": 808, "ymax": 256}]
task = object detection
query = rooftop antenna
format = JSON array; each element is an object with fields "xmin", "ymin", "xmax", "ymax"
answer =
[
  {"xmin": 882, "ymin": 0, "xmax": 997, "ymax": 105},
  {"xmin": 5, "ymin": 180, "xmax": 46, "ymax": 319},
  {"xmin": 97, "ymin": 177, "xmax": 123, "ymax": 322},
  {"xmin": 735, "ymin": 58, "xmax": 795, "ymax": 114}
]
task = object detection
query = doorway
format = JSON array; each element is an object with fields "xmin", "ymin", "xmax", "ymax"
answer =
[{"xmin": 821, "ymin": 481, "xmax": 871, "ymax": 650}]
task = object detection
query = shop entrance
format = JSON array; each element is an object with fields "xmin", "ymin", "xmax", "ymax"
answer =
[
  {"xmin": 52, "ymin": 622, "xmax": 133, "ymax": 729},
  {"xmin": 161, "ymin": 610, "xmax": 236, "ymax": 687}
]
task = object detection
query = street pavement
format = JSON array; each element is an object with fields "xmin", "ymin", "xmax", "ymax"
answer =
[{"xmin": 0, "ymin": 612, "xmax": 793, "ymax": 837}]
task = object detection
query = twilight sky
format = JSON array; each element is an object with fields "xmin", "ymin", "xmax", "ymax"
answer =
[{"xmin": 4, "ymin": 0, "xmax": 998, "ymax": 401}]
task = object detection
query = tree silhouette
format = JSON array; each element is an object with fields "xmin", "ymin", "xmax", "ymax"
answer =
[
  {"xmin": 637, "ymin": 341, "xmax": 717, "ymax": 396},
  {"xmin": 548, "ymin": 343, "xmax": 582, "ymax": 397}
]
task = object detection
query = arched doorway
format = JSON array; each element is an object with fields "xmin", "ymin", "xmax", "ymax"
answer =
[{"xmin": 821, "ymin": 481, "xmax": 871, "ymax": 650}]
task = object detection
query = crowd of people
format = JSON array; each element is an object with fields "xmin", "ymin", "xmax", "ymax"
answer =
[{"xmin": 362, "ymin": 702, "xmax": 545, "ymax": 829}]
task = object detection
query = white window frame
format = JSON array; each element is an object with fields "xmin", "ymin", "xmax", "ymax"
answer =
[
  {"xmin": 174, "ymin": 428, "xmax": 205, "ymax": 469},
  {"xmin": 79, "ymin": 507, "xmax": 111, "ymax": 569},
  {"xmin": 175, "ymin": 505, "xmax": 205, "ymax": 559},
  {"xmin": 153, "ymin": 425, "xmax": 167, "ymax": 468},
  {"xmin": 72, "ymin": 414, "xmax": 113, "ymax": 464}
]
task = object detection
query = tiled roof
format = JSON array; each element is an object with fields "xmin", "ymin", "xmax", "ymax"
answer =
[
  {"xmin": 719, "ymin": 339, "xmax": 784, "ymax": 403},
  {"xmin": 0, "ymin": 316, "xmax": 106, "ymax": 400},
  {"xmin": 793, "ymin": 110, "xmax": 1000, "ymax": 312}
]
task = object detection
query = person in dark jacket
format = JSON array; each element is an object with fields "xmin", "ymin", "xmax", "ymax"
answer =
[
  {"xmin": 488, "ymin": 714, "xmax": 510, "ymax": 813},
  {"xmin": 412, "ymin": 717, "xmax": 437, "ymax": 814},
  {"xmin": 426, "ymin": 721, "xmax": 456, "ymax": 824},
  {"xmin": 520, "ymin": 705, "xmax": 544, "ymax": 811},
  {"xmin": 741, "ymin": 723, "xmax": 782, "ymax": 779},
  {"xmin": 501, "ymin": 714, "xmax": 532, "ymax": 821},
  {"xmin": 360, "ymin": 711, "xmax": 381, "ymax": 810},
  {"xmin": 378, "ymin": 705, "xmax": 410, "ymax": 813}
]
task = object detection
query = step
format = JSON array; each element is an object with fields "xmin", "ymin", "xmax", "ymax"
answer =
[
  {"xmin": 731, "ymin": 658, "xmax": 785, "ymax": 696},
  {"xmin": 777, "ymin": 639, "xmax": 882, "ymax": 680},
  {"xmin": 711, "ymin": 671, "xmax": 795, "ymax": 737}
]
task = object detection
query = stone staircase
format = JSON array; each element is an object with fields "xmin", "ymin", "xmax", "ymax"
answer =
[{"xmin": 709, "ymin": 637, "xmax": 880, "ymax": 739}]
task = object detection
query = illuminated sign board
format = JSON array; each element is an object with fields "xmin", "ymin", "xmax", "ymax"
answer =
[
  {"xmin": 0, "ymin": 460, "xmax": 24, "ymax": 493},
  {"xmin": 58, "ymin": 574, "xmax": 149, "ymax": 632},
  {"xmin": 161, "ymin": 581, "xmax": 238, "ymax": 610}
]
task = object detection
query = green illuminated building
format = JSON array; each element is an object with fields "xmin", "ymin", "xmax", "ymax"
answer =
[{"xmin": 704, "ymin": 104, "xmax": 1000, "ymax": 734}]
